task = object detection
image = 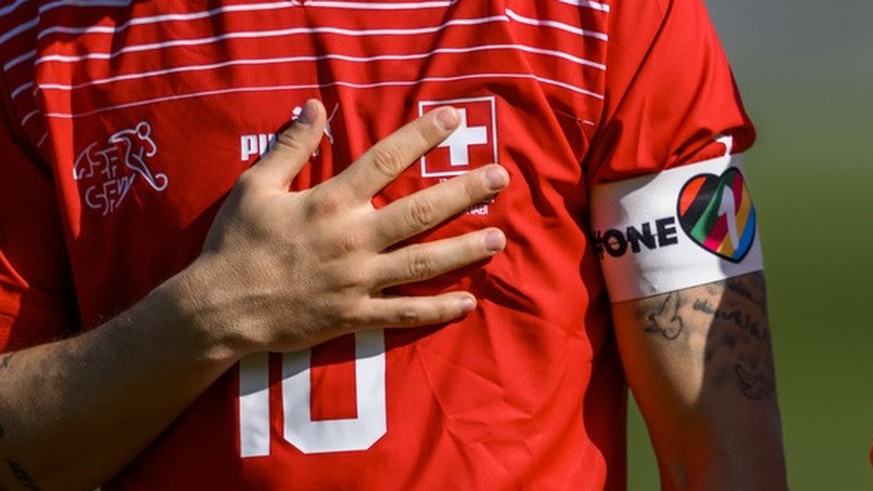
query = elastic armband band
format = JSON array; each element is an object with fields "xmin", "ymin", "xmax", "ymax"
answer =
[{"xmin": 590, "ymin": 154, "xmax": 764, "ymax": 302}]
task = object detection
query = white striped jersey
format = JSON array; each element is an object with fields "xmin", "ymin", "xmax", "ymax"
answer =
[{"xmin": 0, "ymin": 1, "xmax": 753, "ymax": 489}]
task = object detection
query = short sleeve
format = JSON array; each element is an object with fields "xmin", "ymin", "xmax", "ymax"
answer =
[
  {"xmin": 0, "ymin": 93, "xmax": 77, "ymax": 352},
  {"xmin": 585, "ymin": 0, "xmax": 755, "ymax": 184}
]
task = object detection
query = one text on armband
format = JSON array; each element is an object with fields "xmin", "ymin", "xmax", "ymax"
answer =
[
  {"xmin": 593, "ymin": 217, "xmax": 679, "ymax": 259},
  {"xmin": 589, "ymin": 154, "xmax": 765, "ymax": 302}
]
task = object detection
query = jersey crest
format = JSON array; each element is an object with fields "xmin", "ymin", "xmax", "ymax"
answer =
[
  {"xmin": 418, "ymin": 96, "xmax": 498, "ymax": 178},
  {"xmin": 73, "ymin": 121, "xmax": 168, "ymax": 216}
]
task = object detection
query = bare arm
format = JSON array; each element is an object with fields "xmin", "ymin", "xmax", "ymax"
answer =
[
  {"xmin": 612, "ymin": 272, "xmax": 787, "ymax": 490},
  {"xmin": 0, "ymin": 101, "xmax": 510, "ymax": 490}
]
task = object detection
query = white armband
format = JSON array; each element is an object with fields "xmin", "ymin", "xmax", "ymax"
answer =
[{"xmin": 591, "ymin": 154, "xmax": 764, "ymax": 302}]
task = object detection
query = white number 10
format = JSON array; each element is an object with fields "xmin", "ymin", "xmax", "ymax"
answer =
[{"xmin": 238, "ymin": 330, "xmax": 387, "ymax": 456}]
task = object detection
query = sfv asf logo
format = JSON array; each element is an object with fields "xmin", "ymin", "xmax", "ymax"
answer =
[
  {"xmin": 73, "ymin": 122, "xmax": 167, "ymax": 216},
  {"xmin": 418, "ymin": 96, "xmax": 498, "ymax": 178}
]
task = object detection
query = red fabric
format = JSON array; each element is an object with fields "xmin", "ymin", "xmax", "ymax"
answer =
[
  {"xmin": 0, "ymin": 87, "xmax": 76, "ymax": 351},
  {"xmin": 0, "ymin": 0, "xmax": 752, "ymax": 489},
  {"xmin": 587, "ymin": 0, "xmax": 755, "ymax": 183}
]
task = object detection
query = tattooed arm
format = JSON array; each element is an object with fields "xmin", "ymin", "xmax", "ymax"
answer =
[{"xmin": 612, "ymin": 271, "xmax": 787, "ymax": 490}]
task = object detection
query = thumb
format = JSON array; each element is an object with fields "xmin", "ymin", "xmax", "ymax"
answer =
[{"xmin": 254, "ymin": 99, "xmax": 327, "ymax": 188}]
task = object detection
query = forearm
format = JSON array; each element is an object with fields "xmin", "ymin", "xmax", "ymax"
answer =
[
  {"xmin": 614, "ymin": 272, "xmax": 787, "ymax": 490},
  {"xmin": 0, "ymin": 271, "xmax": 240, "ymax": 491},
  {"xmin": 0, "ymin": 102, "xmax": 508, "ymax": 490}
]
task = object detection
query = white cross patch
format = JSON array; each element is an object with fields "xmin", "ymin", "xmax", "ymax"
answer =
[{"xmin": 418, "ymin": 96, "xmax": 498, "ymax": 178}]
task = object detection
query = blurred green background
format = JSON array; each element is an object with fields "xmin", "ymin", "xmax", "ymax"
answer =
[{"xmin": 627, "ymin": 0, "xmax": 873, "ymax": 489}]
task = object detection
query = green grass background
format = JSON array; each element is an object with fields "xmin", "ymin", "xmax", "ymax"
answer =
[{"xmin": 627, "ymin": 1, "xmax": 873, "ymax": 489}]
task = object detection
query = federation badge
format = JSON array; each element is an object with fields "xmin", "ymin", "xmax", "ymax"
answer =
[{"xmin": 73, "ymin": 121, "xmax": 168, "ymax": 216}]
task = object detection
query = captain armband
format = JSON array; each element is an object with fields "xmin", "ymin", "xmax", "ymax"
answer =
[{"xmin": 590, "ymin": 154, "xmax": 764, "ymax": 303}]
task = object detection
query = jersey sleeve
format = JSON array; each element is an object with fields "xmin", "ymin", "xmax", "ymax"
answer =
[
  {"xmin": 0, "ymin": 92, "xmax": 77, "ymax": 352},
  {"xmin": 585, "ymin": 0, "xmax": 755, "ymax": 184}
]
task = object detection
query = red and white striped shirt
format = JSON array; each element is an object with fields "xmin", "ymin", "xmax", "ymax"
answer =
[{"xmin": 0, "ymin": 1, "xmax": 753, "ymax": 489}]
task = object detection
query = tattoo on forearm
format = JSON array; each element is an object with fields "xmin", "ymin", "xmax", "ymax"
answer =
[
  {"xmin": 644, "ymin": 292, "xmax": 684, "ymax": 340},
  {"xmin": 725, "ymin": 274, "xmax": 768, "ymax": 311},
  {"xmin": 639, "ymin": 272, "xmax": 775, "ymax": 400},
  {"xmin": 692, "ymin": 299, "xmax": 769, "ymax": 343},
  {"xmin": 735, "ymin": 363, "xmax": 772, "ymax": 399},
  {"xmin": 6, "ymin": 461, "xmax": 43, "ymax": 491}
]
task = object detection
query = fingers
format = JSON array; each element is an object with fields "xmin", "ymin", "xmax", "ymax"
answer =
[
  {"xmin": 253, "ymin": 99, "xmax": 327, "ymax": 188},
  {"xmin": 330, "ymin": 106, "xmax": 462, "ymax": 202},
  {"xmin": 358, "ymin": 293, "xmax": 478, "ymax": 329},
  {"xmin": 371, "ymin": 164, "xmax": 509, "ymax": 249},
  {"xmin": 370, "ymin": 228, "xmax": 506, "ymax": 289}
]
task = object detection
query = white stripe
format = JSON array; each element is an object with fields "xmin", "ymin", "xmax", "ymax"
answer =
[
  {"xmin": 34, "ymin": 16, "xmax": 510, "ymax": 66},
  {"xmin": 0, "ymin": 0, "xmax": 28, "ymax": 19},
  {"xmin": 3, "ymin": 49, "xmax": 36, "ymax": 72},
  {"xmin": 554, "ymin": 107, "xmax": 597, "ymax": 126},
  {"xmin": 239, "ymin": 354, "xmax": 271, "ymax": 458},
  {"xmin": 10, "ymin": 81, "xmax": 33, "ymax": 100},
  {"xmin": 39, "ymin": 0, "xmax": 133, "ymax": 16},
  {"xmin": 20, "ymin": 108, "xmax": 39, "ymax": 126},
  {"xmin": 506, "ymin": 9, "xmax": 608, "ymax": 41},
  {"xmin": 36, "ymin": 43, "xmax": 604, "ymax": 94},
  {"xmin": 44, "ymin": 73, "xmax": 603, "ymax": 120},
  {"xmin": 34, "ymin": 1, "xmax": 453, "ymax": 40},
  {"xmin": 536, "ymin": 75, "xmax": 603, "ymax": 99},
  {"xmin": 302, "ymin": 1, "xmax": 456, "ymax": 9},
  {"xmin": 37, "ymin": 132, "xmax": 48, "ymax": 148},
  {"xmin": 516, "ymin": 44, "xmax": 606, "ymax": 70},
  {"xmin": 556, "ymin": 0, "xmax": 611, "ymax": 13},
  {"xmin": 0, "ymin": 17, "xmax": 37, "ymax": 46},
  {"xmin": 36, "ymin": 3, "xmax": 298, "ymax": 40}
]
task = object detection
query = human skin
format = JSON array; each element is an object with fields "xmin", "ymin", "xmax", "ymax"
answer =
[
  {"xmin": 613, "ymin": 271, "xmax": 788, "ymax": 490},
  {"xmin": 0, "ymin": 101, "xmax": 509, "ymax": 490}
]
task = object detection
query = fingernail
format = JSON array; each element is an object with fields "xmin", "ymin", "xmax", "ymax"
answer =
[
  {"xmin": 436, "ymin": 107, "xmax": 460, "ymax": 130},
  {"xmin": 485, "ymin": 230, "xmax": 505, "ymax": 252},
  {"xmin": 296, "ymin": 100, "xmax": 318, "ymax": 125},
  {"xmin": 485, "ymin": 166, "xmax": 508, "ymax": 190},
  {"xmin": 458, "ymin": 296, "xmax": 477, "ymax": 313}
]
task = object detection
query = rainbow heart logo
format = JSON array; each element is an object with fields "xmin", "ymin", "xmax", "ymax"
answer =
[{"xmin": 677, "ymin": 168, "xmax": 757, "ymax": 263}]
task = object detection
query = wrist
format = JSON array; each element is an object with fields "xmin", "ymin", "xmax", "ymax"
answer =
[{"xmin": 150, "ymin": 257, "xmax": 258, "ymax": 365}]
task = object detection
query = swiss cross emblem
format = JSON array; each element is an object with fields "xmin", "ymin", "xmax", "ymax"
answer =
[{"xmin": 419, "ymin": 96, "xmax": 498, "ymax": 178}]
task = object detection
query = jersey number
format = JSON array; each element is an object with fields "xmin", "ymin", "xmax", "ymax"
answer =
[{"xmin": 238, "ymin": 330, "xmax": 386, "ymax": 456}]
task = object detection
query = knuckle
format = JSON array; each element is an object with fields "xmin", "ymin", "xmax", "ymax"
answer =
[
  {"xmin": 335, "ymin": 231, "xmax": 363, "ymax": 256},
  {"xmin": 394, "ymin": 305, "xmax": 422, "ymax": 327},
  {"xmin": 321, "ymin": 228, "xmax": 365, "ymax": 259},
  {"xmin": 407, "ymin": 249, "xmax": 435, "ymax": 281},
  {"xmin": 406, "ymin": 196, "xmax": 438, "ymax": 229},
  {"xmin": 433, "ymin": 301, "xmax": 452, "ymax": 322},
  {"xmin": 336, "ymin": 299, "xmax": 371, "ymax": 329},
  {"xmin": 319, "ymin": 264, "xmax": 347, "ymax": 289},
  {"xmin": 333, "ymin": 299, "xmax": 357, "ymax": 325},
  {"xmin": 305, "ymin": 188, "xmax": 345, "ymax": 218},
  {"xmin": 369, "ymin": 143, "xmax": 406, "ymax": 179}
]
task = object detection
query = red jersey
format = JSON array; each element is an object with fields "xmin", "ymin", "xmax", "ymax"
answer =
[{"xmin": 0, "ymin": 1, "xmax": 753, "ymax": 489}]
